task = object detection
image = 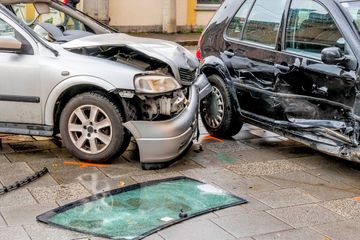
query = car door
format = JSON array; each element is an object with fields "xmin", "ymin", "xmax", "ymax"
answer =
[
  {"xmin": 0, "ymin": 13, "xmax": 42, "ymax": 125},
  {"xmin": 275, "ymin": 0, "xmax": 357, "ymax": 124},
  {"xmin": 222, "ymin": 0, "xmax": 288, "ymax": 120}
]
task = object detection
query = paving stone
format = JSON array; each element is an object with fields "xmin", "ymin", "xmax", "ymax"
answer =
[
  {"xmin": 249, "ymin": 129, "xmax": 281, "ymax": 138},
  {"xmin": 157, "ymin": 159, "xmax": 202, "ymax": 173},
  {"xmin": 1, "ymin": 173, "xmax": 58, "ymax": 188},
  {"xmin": 80, "ymin": 176, "xmax": 136, "ymax": 194},
  {"xmin": 266, "ymin": 204, "xmax": 345, "ymax": 228},
  {"xmin": 212, "ymin": 212, "xmax": 292, "ymax": 238},
  {"xmin": 27, "ymin": 158, "xmax": 80, "ymax": 173},
  {"xmin": 288, "ymin": 155, "xmax": 343, "ymax": 170},
  {"xmin": 159, "ymin": 220, "xmax": 235, "ymax": 240},
  {"xmin": 9, "ymin": 141, "xmax": 58, "ymax": 152},
  {"xmin": 142, "ymin": 234, "xmax": 165, "ymax": 240},
  {"xmin": 313, "ymin": 219, "xmax": 360, "ymax": 240},
  {"xmin": 0, "ymin": 162, "xmax": 33, "ymax": 177},
  {"xmin": 240, "ymin": 137, "xmax": 303, "ymax": 149},
  {"xmin": 321, "ymin": 198, "xmax": 360, "ymax": 219},
  {"xmin": 305, "ymin": 166, "xmax": 360, "ymax": 189},
  {"xmin": 0, "ymin": 226, "xmax": 31, "ymax": 240},
  {"xmin": 5, "ymin": 150, "xmax": 58, "ymax": 163},
  {"xmin": 272, "ymin": 146, "xmax": 318, "ymax": 159},
  {"xmin": 0, "ymin": 144, "xmax": 15, "ymax": 154},
  {"xmin": 24, "ymin": 223, "xmax": 86, "ymax": 240},
  {"xmin": 250, "ymin": 188, "xmax": 320, "ymax": 208},
  {"xmin": 186, "ymin": 213, "xmax": 219, "ymax": 223},
  {"xmin": 182, "ymin": 167, "xmax": 279, "ymax": 194},
  {"xmin": 99, "ymin": 158, "xmax": 147, "ymax": 179},
  {"xmin": 0, "ymin": 154, "xmax": 9, "ymax": 164},
  {"xmin": 50, "ymin": 167, "xmax": 108, "ymax": 185},
  {"xmin": 203, "ymin": 140, "xmax": 254, "ymax": 153},
  {"xmin": 0, "ymin": 189, "xmax": 37, "ymax": 208},
  {"xmin": 215, "ymin": 194, "xmax": 271, "ymax": 216},
  {"xmin": 29, "ymin": 183, "xmax": 90, "ymax": 205},
  {"xmin": 0, "ymin": 214, "xmax": 6, "ymax": 227},
  {"xmin": 131, "ymin": 172, "xmax": 183, "ymax": 183},
  {"xmin": 263, "ymin": 171, "xmax": 360, "ymax": 201},
  {"xmin": 253, "ymin": 228, "xmax": 326, "ymax": 240},
  {"xmin": 185, "ymin": 151, "xmax": 233, "ymax": 167},
  {"xmin": 227, "ymin": 148, "xmax": 303, "ymax": 163},
  {"xmin": 0, "ymin": 203, "xmax": 58, "ymax": 226},
  {"xmin": 227, "ymin": 176, "xmax": 280, "ymax": 194},
  {"xmin": 232, "ymin": 130, "xmax": 260, "ymax": 140},
  {"xmin": 50, "ymin": 148, "xmax": 74, "ymax": 159},
  {"xmin": 228, "ymin": 160, "xmax": 306, "ymax": 176},
  {"xmin": 242, "ymin": 124, "xmax": 260, "ymax": 131}
]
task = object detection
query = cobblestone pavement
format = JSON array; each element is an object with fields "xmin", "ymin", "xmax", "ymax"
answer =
[{"xmin": 1, "ymin": 122, "xmax": 360, "ymax": 240}]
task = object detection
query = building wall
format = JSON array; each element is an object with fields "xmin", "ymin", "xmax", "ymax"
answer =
[{"xmin": 106, "ymin": 0, "xmax": 217, "ymax": 32}]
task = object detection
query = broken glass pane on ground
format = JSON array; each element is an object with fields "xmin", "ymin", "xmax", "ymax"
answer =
[{"xmin": 37, "ymin": 177, "xmax": 247, "ymax": 240}]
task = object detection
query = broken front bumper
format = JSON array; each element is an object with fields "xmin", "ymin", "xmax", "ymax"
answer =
[{"xmin": 123, "ymin": 74, "xmax": 212, "ymax": 165}]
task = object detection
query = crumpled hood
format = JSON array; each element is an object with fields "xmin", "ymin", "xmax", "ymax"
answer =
[{"xmin": 63, "ymin": 33, "xmax": 199, "ymax": 81}]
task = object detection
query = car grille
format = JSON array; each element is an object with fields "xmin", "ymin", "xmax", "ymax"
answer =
[{"xmin": 179, "ymin": 68, "xmax": 196, "ymax": 84}]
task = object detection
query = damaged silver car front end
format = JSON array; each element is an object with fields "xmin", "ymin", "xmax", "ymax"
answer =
[{"xmin": 63, "ymin": 34, "xmax": 212, "ymax": 168}]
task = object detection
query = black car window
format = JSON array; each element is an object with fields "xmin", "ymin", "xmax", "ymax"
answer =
[
  {"xmin": 243, "ymin": 0, "xmax": 287, "ymax": 47},
  {"xmin": 285, "ymin": 0, "xmax": 342, "ymax": 59},
  {"xmin": 226, "ymin": 0, "xmax": 254, "ymax": 39}
]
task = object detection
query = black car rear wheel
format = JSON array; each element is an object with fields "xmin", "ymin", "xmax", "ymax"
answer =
[{"xmin": 200, "ymin": 75, "xmax": 243, "ymax": 138}]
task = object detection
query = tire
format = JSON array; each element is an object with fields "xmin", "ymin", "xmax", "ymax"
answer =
[
  {"xmin": 59, "ymin": 92, "xmax": 130, "ymax": 163},
  {"xmin": 200, "ymin": 74, "xmax": 243, "ymax": 138}
]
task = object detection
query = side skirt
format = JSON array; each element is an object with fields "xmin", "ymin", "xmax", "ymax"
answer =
[{"xmin": 0, "ymin": 122, "xmax": 53, "ymax": 137}]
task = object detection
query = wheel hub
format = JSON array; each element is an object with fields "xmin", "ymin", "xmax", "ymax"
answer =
[
  {"xmin": 87, "ymin": 126, "xmax": 94, "ymax": 134},
  {"xmin": 68, "ymin": 105, "xmax": 113, "ymax": 155},
  {"xmin": 201, "ymin": 86, "xmax": 225, "ymax": 129}
]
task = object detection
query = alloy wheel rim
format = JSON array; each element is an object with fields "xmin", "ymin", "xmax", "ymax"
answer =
[
  {"xmin": 202, "ymin": 86, "xmax": 225, "ymax": 129},
  {"xmin": 68, "ymin": 105, "xmax": 113, "ymax": 155}
]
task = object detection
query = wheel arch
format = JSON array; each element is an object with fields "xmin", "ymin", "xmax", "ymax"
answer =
[
  {"xmin": 44, "ymin": 76, "xmax": 125, "ymax": 133},
  {"xmin": 200, "ymin": 56, "xmax": 242, "ymax": 114}
]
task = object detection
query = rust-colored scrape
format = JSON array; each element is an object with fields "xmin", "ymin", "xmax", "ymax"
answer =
[
  {"xmin": 202, "ymin": 135, "xmax": 224, "ymax": 143},
  {"xmin": 63, "ymin": 161, "xmax": 109, "ymax": 169}
]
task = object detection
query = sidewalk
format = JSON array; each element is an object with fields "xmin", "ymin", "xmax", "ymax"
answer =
[{"xmin": 129, "ymin": 33, "xmax": 201, "ymax": 46}]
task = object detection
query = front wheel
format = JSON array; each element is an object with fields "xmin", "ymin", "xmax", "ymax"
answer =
[
  {"xmin": 59, "ymin": 92, "xmax": 130, "ymax": 163},
  {"xmin": 200, "ymin": 74, "xmax": 243, "ymax": 138}
]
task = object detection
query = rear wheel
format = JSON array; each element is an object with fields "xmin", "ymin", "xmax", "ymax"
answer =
[
  {"xmin": 59, "ymin": 92, "xmax": 130, "ymax": 163},
  {"xmin": 200, "ymin": 74, "xmax": 243, "ymax": 138}
]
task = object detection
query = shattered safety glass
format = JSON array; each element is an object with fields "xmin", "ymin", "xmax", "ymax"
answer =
[{"xmin": 37, "ymin": 177, "xmax": 247, "ymax": 239}]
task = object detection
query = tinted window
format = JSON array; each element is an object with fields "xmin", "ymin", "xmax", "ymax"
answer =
[
  {"xmin": 226, "ymin": 0, "xmax": 254, "ymax": 39},
  {"xmin": 286, "ymin": 0, "xmax": 342, "ymax": 58},
  {"xmin": 243, "ymin": 0, "xmax": 287, "ymax": 47}
]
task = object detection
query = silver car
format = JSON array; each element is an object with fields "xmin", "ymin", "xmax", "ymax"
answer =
[{"xmin": 0, "ymin": 0, "xmax": 211, "ymax": 169}]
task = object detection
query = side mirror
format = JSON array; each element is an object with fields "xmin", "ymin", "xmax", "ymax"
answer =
[
  {"xmin": 335, "ymin": 37, "xmax": 346, "ymax": 50},
  {"xmin": 321, "ymin": 47, "xmax": 345, "ymax": 65},
  {"xmin": 0, "ymin": 37, "xmax": 22, "ymax": 52}
]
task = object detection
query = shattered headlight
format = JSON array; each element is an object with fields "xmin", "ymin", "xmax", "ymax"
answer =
[{"xmin": 134, "ymin": 75, "xmax": 181, "ymax": 94}]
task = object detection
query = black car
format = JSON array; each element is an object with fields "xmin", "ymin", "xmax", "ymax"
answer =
[{"xmin": 197, "ymin": 0, "xmax": 360, "ymax": 163}]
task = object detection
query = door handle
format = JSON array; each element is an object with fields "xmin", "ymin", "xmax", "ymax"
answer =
[
  {"xmin": 275, "ymin": 64, "xmax": 290, "ymax": 72},
  {"xmin": 224, "ymin": 50, "xmax": 235, "ymax": 58}
]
